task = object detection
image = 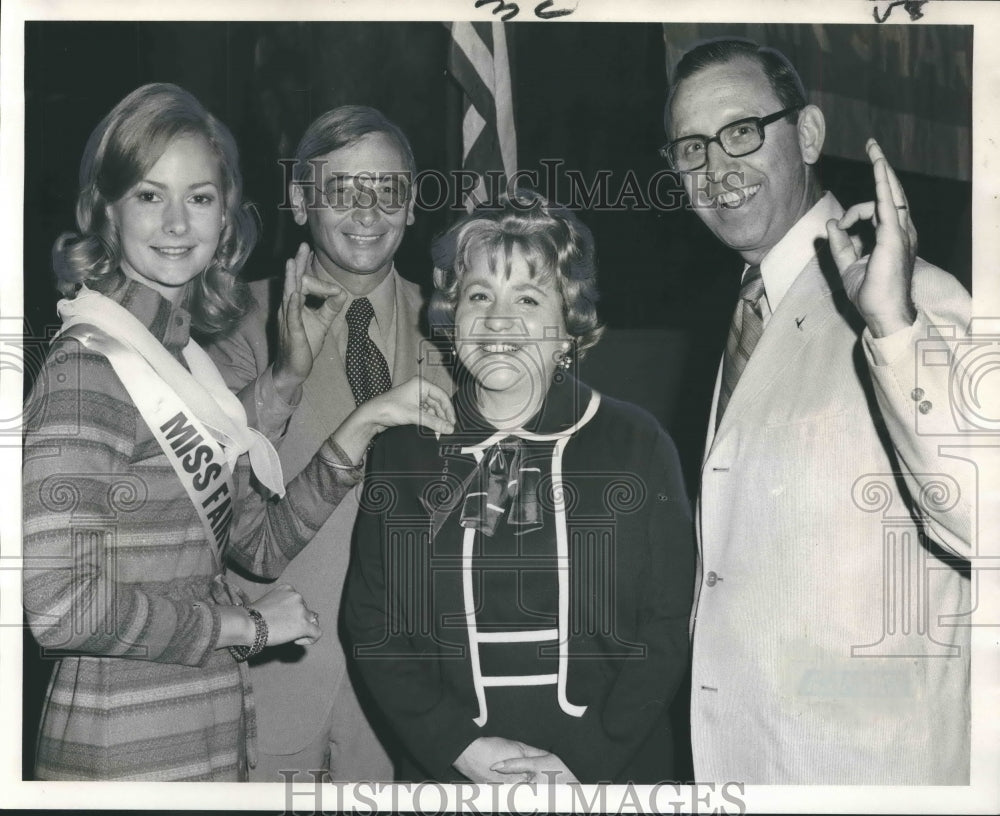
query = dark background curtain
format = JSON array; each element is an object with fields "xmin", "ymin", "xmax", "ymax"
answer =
[{"xmin": 22, "ymin": 21, "xmax": 972, "ymax": 781}]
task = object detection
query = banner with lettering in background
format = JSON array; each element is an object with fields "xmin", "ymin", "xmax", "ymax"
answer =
[
  {"xmin": 663, "ymin": 23, "xmax": 972, "ymax": 182},
  {"xmin": 447, "ymin": 21, "xmax": 519, "ymax": 208}
]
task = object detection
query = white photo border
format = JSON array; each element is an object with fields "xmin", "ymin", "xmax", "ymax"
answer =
[{"xmin": 2, "ymin": 0, "xmax": 997, "ymax": 812}]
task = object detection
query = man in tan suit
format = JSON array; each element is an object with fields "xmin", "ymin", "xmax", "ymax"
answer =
[
  {"xmin": 210, "ymin": 106, "xmax": 449, "ymax": 781},
  {"xmin": 662, "ymin": 39, "xmax": 973, "ymax": 783}
]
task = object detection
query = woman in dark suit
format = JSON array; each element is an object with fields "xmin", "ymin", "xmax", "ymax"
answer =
[{"xmin": 344, "ymin": 190, "xmax": 694, "ymax": 784}]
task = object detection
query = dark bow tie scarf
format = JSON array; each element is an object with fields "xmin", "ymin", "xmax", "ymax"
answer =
[
  {"xmin": 422, "ymin": 438, "xmax": 543, "ymax": 538},
  {"xmin": 459, "ymin": 439, "xmax": 542, "ymax": 536},
  {"xmin": 716, "ymin": 265, "xmax": 766, "ymax": 429},
  {"xmin": 345, "ymin": 297, "xmax": 392, "ymax": 407}
]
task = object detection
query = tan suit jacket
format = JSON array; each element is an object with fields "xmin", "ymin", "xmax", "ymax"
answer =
[
  {"xmin": 692, "ymin": 251, "xmax": 973, "ymax": 784},
  {"xmin": 210, "ymin": 271, "xmax": 450, "ymax": 760}
]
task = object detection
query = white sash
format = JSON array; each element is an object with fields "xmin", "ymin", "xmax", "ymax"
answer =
[{"xmin": 56, "ymin": 286, "xmax": 285, "ymax": 554}]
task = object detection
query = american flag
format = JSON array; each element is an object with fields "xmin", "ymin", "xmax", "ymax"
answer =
[{"xmin": 446, "ymin": 21, "xmax": 518, "ymax": 209}]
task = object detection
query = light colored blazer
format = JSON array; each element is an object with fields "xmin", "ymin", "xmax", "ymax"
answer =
[
  {"xmin": 210, "ymin": 271, "xmax": 450, "ymax": 756},
  {"xmin": 692, "ymin": 253, "xmax": 973, "ymax": 784}
]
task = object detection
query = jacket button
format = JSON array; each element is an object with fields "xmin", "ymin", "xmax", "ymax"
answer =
[
  {"xmin": 910, "ymin": 387, "xmax": 925, "ymax": 402},
  {"xmin": 706, "ymin": 571, "xmax": 719, "ymax": 587},
  {"xmin": 918, "ymin": 400, "xmax": 932, "ymax": 414}
]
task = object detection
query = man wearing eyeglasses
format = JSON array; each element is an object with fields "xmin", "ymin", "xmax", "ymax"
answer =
[
  {"xmin": 664, "ymin": 39, "xmax": 972, "ymax": 785},
  {"xmin": 210, "ymin": 105, "xmax": 450, "ymax": 782}
]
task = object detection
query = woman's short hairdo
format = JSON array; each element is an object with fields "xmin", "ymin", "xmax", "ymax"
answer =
[
  {"xmin": 53, "ymin": 82, "xmax": 256, "ymax": 338},
  {"xmin": 292, "ymin": 105, "xmax": 417, "ymax": 183},
  {"xmin": 429, "ymin": 189, "xmax": 604, "ymax": 359},
  {"xmin": 664, "ymin": 37, "xmax": 807, "ymax": 136}
]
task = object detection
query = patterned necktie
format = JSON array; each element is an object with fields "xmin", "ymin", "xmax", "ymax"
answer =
[
  {"xmin": 716, "ymin": 265, "xmax": 766, "ymax": 430},
  {"xmin": 345, "ymin": 297, "xmax": 392, "ymax": 406}
]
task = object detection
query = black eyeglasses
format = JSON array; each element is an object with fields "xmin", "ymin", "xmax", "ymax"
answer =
[
  {"xmin": 659, "ymin": 106, "xmax": 802, "ymax": 171},
  {"xmin": 319, "ymin": 172, "xmax": 411, "ymax": 213}
]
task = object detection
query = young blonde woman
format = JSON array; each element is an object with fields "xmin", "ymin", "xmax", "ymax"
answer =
[{"xmin": 22, "ymin": 83, "xmax": 452, "ymax": 781}]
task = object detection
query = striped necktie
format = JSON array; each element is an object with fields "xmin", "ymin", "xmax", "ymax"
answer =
[
  {"xmin": 716, "ymin": 265, "xmax": 766, "ymax": 430},
  {"xmin": 345, "ymin": 297, "xmax": 392, "ymax": 407}
]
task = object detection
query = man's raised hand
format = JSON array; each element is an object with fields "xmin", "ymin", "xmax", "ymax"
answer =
[
  {"xmin": 826, "ymin": 138, "xmax": 918, "ymax": 338},
  {"xmin": 273, "ymin": 242, "xmax": 347, "ymax": 401}
]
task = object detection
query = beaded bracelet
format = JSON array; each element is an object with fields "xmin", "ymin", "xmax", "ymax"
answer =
[{"xmin": 229, "ymin": 607, "xmax": 268, "ymax": 663}]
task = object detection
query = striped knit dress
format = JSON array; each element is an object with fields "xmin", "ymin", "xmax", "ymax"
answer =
[{"xmin": 22, "ymin": 275, "xmax": 359, "ymax": 780}]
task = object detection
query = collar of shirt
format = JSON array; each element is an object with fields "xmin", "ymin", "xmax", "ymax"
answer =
[
  {"xmin": 751, "ymin": 191, "xmax": 845, "ymax": 321},
  {"xmin": 325, "ymin": 265, "xmax": 398, "ymax": 373},
  {"xmin": 308, "ymin": 258, "xmax": 399, "ymax": 353},
  {"xmin": 342, "ymin": 265, "xmax": 397, "ymax": 345},
  {"xmin": 308, "ymin": 257, "xmax": 398, "ymax": 337},
  {"xmin": 94, "ymin": 269, "xmax": 192, "ymax": 353}
]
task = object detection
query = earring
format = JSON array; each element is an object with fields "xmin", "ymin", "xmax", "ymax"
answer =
[{"xmin": 556, "ymin": 347, "xmax": 573, "ymax": 370}]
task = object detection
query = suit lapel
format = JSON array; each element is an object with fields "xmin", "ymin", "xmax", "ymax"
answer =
[
  {"xmin": 279, "ymin": 332, "xmax": 356, "ymax": 477},
  {"xmin": 302, "ymin": 330, "xmax": 354, "ymax": 426},
  {"xmin": 709, "ymin": 256, "xmax": 839, "ymax": 449},
  {"xmin": 392, "ymin": 276, "xmax": 423, "ymax": 385},
  {"xmin": 281, "ymin": 274, "xmax": 450, "ymax": 477},
  {"xmin": 298, "ymin": 272, "xmax": 421, "ymax": 439},
  {"xmin": 394, "ymin": 277, "xmax": 454, "ymax": 393}
]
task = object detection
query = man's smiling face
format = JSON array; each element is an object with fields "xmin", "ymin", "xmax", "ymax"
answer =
[
  {"xmin": 293, "ymin": 131, "xmax": 415, "ymax": 293},
  {"xmin": 669, "ymin": 56, "xmax": 820, "ymax": 264}
]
